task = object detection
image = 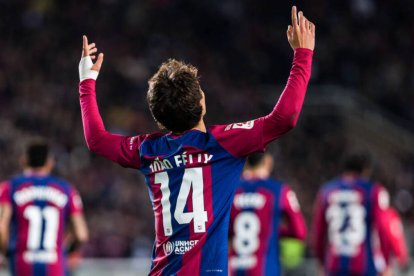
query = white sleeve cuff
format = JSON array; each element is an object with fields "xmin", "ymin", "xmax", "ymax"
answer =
[{"xmin": 79, "ymin": 56, "xmax": 99, "ymax": 81}]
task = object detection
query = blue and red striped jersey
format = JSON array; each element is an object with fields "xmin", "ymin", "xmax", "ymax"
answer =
[
  {"xmin": 79, "ymin": 48, "xmax": 313, "ymax": 275},
  {"xmin": 312, "ymin": 176, "xmax": 390, "ymax": 276},
  {"xmin": 139, "ymin": 123, "xmax": 269, "ymax": 275},
  {"xmin": 0, "ymin": 174, "xmax": 83, "ymax": 276},
  {"xmin": 228, "ymin": 178, "xmax": 306, "ymax": 276}
]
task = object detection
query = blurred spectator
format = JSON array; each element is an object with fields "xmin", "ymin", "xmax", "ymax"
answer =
[{"xmin": 0, "ymin": 0, "xmax": 413, "ymax": 257}]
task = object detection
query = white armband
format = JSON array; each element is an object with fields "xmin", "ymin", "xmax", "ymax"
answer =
[{"xmin": 79, "ymin": 56, "xmax": 99, "ymax": 81}]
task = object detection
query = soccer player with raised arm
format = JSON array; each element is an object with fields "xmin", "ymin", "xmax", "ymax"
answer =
[
  {"xmin": 312, "ymin": 153, "xmax": 392, "ymax": 276},
  {"xmin": 228, "ymin": 153, "xmax": 307, "ymax": 276},
  {"xmin": 78, "ymin": 6, "xmax": 315, "ymax": 275},
  {"xmin": 0, "ymin": 141, "xmax": 89, "ymax": 276}
]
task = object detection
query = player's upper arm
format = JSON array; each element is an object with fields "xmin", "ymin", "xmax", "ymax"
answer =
[
  {"xmin": 90, "ymin": 134, "xmax": 150, "ymax": 169},
  {"xmin": 68, "ymin": 187, "xmax": 88, "ymax": 243},
  {"xmin": 0, "ymin": 181, "xmax": 12, "ymax": 253},
  {"xmin": 372, "ymin": 184, "xmax": 390, "ymax": 231},
  {"xmin": 70, "ymin": 214, "xmax": 88, "ymax": 243},
  {"xmin": 209, "ymin": 119, "xmax": 265, "ymax": 158},
  {"xmin": 279, "ymin": 185, "xmax": 307, "ymax": 241},
  {"xmin": 372, "ymin": 184, "xmax": 392, "ymax": 257},
  {"xmin": 311, "ymin": 189, "xmax": 327, "ymax": 264}
]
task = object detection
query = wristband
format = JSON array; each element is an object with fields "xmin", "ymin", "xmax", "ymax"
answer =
[{"xmin": 79, "ymin": 56, "xmax": 99, "ymax": 81}]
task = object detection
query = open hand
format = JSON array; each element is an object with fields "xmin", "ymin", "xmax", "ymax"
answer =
[
  {"xmin": 287, "ymin": 6, "xmax": 315, "ymax": 51},
  {"xmin": 79, "ymin": 35, "xmax": 104, "ymax": 81}
]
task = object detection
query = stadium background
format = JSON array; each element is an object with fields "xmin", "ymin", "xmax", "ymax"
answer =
[{"xmin": 0, "ymin": 0, "xmax": 413, "ymax": 274}]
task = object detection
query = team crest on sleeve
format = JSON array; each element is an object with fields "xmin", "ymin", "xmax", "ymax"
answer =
[
  {"xmin": 129, "ymin": 136, "xmax": 137, "ymax": 151},
  {"xmin": 225, "ymin": 120, "xmax": 255, "ymax": 131}
]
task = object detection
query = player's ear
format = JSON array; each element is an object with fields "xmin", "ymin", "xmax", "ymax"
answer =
[
  {"xmin": 200, "ymin": 90, "xmax": 206, "ymax": 116},
  {"xmin": 45, "ymin": 157, "xmax": 55, "ymax": 172}
]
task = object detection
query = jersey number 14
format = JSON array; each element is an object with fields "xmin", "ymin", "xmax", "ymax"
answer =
[{"xmin": 155, "ymin": 167, "xmax": 208, "ymax": 236}]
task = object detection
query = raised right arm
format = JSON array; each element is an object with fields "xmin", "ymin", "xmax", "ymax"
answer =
[{"xmin": 79, "ymin": 36, "xmax": 142, "ymax": 169}]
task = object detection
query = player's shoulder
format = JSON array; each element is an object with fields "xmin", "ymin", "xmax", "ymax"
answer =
[
  {"xmin": 46, "ymin": 175, "xmax": 77, "ymax": 191},
  {"xmin": 239, "ymin": 177, "xmax": 284, "ymax": 193},
  {"xmin": 264, "ymin": 178, "xmax": 286, "ymax": 194},
  {"xmin": 321, "ymin": 177, "xmax": 340, "ymax": 190},
  {"xmin": 317, "ymin": 178, "xmax": 342, "ymax": 198},
  {"xmin": 0, "ymin": 180, "xmax": 11, "ymax": 195},
  {"xmin": 133, "ymin": 132, "xmax": 165, "ymax": 146},
  {"xmin": 0, "ymin": 179, "xmax": 11, "ymax": 187}
]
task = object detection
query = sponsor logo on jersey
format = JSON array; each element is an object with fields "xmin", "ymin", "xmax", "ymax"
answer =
[
  {"xmin": 163, "ymin": 241, "xmax": 174, "ymax": 256},
  {"xmin": 163, "ymin": 240, "xmax": 199, "ymax": 255}
]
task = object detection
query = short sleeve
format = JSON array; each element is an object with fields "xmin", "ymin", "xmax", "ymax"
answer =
[
  {"xmin": 209, "ymin": 118, "xmax": 265, "ymax": 158},
  {"xmin": 68, "ymin": 187, "xmax": 84, "ymax": 215},
  {"xmin": 0, "ymin": 182, "xmax": 11, "ymax": 206},
  {"xmin": 280, "ymin": 185, "xmax": 302, "ymax": 213},
  {"xmin": 372, "ymin": 184, "xmax": 390, "ymax": 212}
]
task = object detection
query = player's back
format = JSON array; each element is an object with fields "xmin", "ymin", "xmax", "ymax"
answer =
[
  {"xmin": 229, "ymin": 178, "xmax": 285, "ymax": 276},
  {"xmin": 139, "ymin": 128, "xmax": 249, "ymax": 275},
  {"xmin": 315, "ymin": 177, "xmax": 384, "ymax": 276},
  {"xmin": 3, "ymin": 174, "xmax": 78, "ymax": 276}
]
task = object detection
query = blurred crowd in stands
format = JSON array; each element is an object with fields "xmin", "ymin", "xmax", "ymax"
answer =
[{"xmin": 0, "ymin": 0, "xmax": 414, "ymax": 257}]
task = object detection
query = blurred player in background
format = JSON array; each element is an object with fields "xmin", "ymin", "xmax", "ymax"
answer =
[
  {"xmin": 0, "ymin": 140, "xmax": 88, "ymax": 276},
  {"xmin": 229, "ymin": 152, "xmax": 307, "ymax": 276},
  {"xmin": 312, "ymin": 153, "xmax": 392, "ymax": 276},
  {"xmin": 78, "ymin": 6, "xmax": 315, "ymax": 275}
]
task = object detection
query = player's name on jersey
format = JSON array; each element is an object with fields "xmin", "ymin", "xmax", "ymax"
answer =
[
  {"xmin": 14, "ymin": 186, "xmax": 68, "ymax": 207},
  {"xmin": 233, "ymin": 193, "xmax": 265, "ymax": 209},
  {"xmin": 163, "ymin": 239, "xmax": 199, "ymax": 256},
  {"xmin": 149, "ymin": 153, "xmax": 214, "ymax": 173},
  {"xmin": 24, "ymin": 250, "xmax": 57, "ymax": 263},
  {"xmin": 328, "ymin": 190, "xmax": 361, "ymax": 204}
]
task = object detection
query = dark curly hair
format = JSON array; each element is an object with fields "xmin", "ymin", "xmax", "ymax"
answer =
[{"xmin": 147, "ymin": 59, "xmax": 203, "ymax": 133}]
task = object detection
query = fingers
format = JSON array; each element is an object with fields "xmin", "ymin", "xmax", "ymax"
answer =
[
  {"xmin": 291, "ymin": 6, "xmax": 298, "ymax": 29},
  {"xmin": 89, "ymin": 46, "xmax": 98, "ymax": 55},
  {"xmin": 82, "ymin": 35, "xmax": 87, "ymax": 57},
  {"xmin": 310, "ymin": 21, "xmax": 316, "ymax": 35},
  {"xmin": 81, "ymin": 35, "xmax": 99, "ymax": 57},
  {"xmin": 291, "ymin": 7, "xmax": 314, "ymax": 34},
  {"xmin": 299, "ymin": 11, "xmax": 306, "ymax": 31},
  {"xmin": 82, "ymin": 35, "xmax": 88, "ymax": 51},
  {"xmin": 304, "ymin": 16, "xmax": 310, "ymax": 31},
  {"xmin": 91, "ymin": 53, "xmax": 104, "ymax": 72},
  {"xmin": 287, "ymin": 25, "xmax": 293, "ymax": 40}
]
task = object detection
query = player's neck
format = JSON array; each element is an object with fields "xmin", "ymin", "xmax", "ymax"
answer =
[
  {"xmin": 243, "ymin": 168, "xmax": 270, "ymax": 180},
  {"xmin": 342, "ymin": 172, "xmax": 365, "ymax": 181},
  {"xmin": 172, "ymin": 120, "xmax": 207, "ymax": 135},
  {"xmin": 192, "ymin": 120, "xmax": 206, "ymax": 133},
  {"xmin": 23, "ymin": 167, "xmax": 51, "ymax": 177}
]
